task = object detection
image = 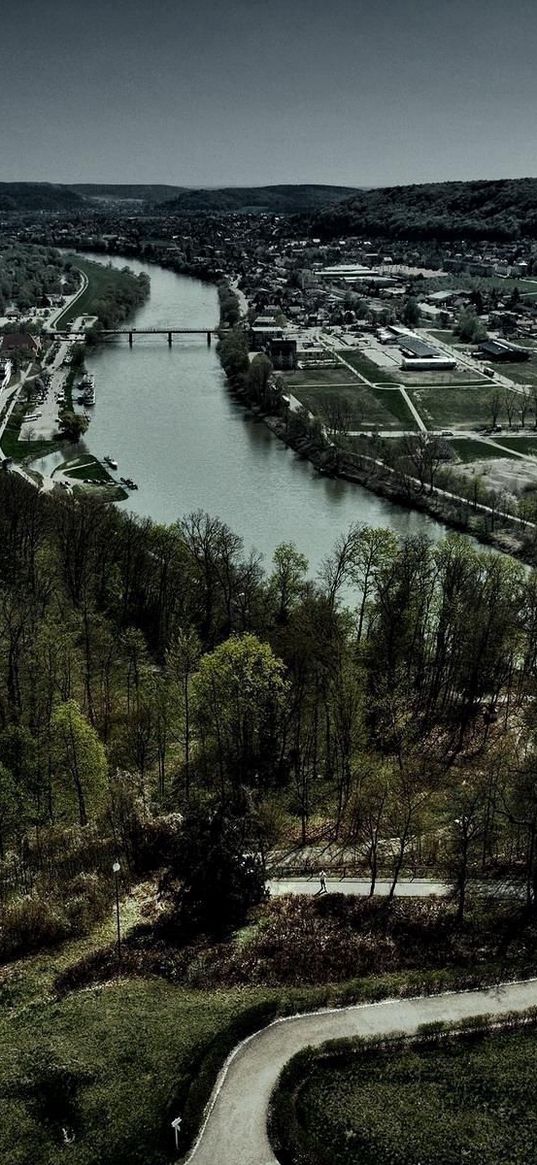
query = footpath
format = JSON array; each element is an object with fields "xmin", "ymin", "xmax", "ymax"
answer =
[{"xmin": 183, "ymin": 977, "xmax": 537, "ymax": 1165}]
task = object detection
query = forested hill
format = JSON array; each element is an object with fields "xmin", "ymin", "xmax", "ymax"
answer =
[
  {"xmin": 0, "ymin": 183, "xmax": 85, "ymax": 213},
  {"xmin": 154, "ymin": 184, "xmax": 361, "ymax": 214},
  {"xmin": 308, "ymin": 178, "xmax": 537, "ymax": 240}
]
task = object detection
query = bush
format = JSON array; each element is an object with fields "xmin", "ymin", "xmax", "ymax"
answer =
[{"xmin": 0, "ymin": 872, "xmax": 111, "ymax": 961}]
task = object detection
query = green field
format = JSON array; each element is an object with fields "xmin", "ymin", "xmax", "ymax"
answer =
[
  {"xmin": 280, "ymin": 1023, "xmax": 537, "ymax": 1165},
  {"xmin": 63, "ymin": 455, "xmax": 114, "ymax": 483},
  {"xmin": 489, "ymin": 435, "xmax": 537, "ymax": 455},
  {"xmin": 449, "ymin": 438, "xmax": 513, "ymax": 461},
  {"xmin": 336, "ymin": 351, "xmax": 397, "ymax": 384},
  {"xmin": 53, "ymin": 256, "xmax": 142, "ymax": 329},
  {"xmin": 1, "ymin": 973, "xmax": 272, "ymax": 1165},
  {"xmin": 426, "ymin": 330, "xmax": 468, "ymax": 348},
  {"xmin": 500, "ymin": 356, "xmax": 537, "ymax": 386},
  {"xmin": 291, "ymin": 382, "xmax": 414, "ymax": 430},
  {"xmin": 285, "ymin": 367, "xmax": 357, "ymax": 388},
  {"xmin": 408, "ymin": 385, "xmax": 521, "ymax": 430},
  {"xmin": 398, "ymin": 369, "xmax": 486, "ymax": 386},
  {"xmin": 0, "ymin": 404, "xmax": 58, "ymax": 460}
]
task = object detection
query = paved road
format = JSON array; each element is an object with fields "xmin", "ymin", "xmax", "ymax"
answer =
[
  {"xmin": 183, "ymin": 978, "xmax": 537, "ymax": 1165},
  {"xmin": 269, "ymin": 877, "xmax": 448, "ymax": 897}
]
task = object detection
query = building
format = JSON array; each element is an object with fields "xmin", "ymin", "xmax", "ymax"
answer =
[
  {"xmin": 269, "ymin": 338, "xmax": 297, "ymax": 371},
  {"xmin": 479, "ymin": 339, "xmax": 530, "ymax": 363}
]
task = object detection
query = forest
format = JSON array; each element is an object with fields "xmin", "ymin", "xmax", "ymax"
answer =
[
  {"xmin": 0, "ymin": 244, "xmax": 78, "ymax": 314},
  {"xmin": 1, "ymin": 468, "xmax": 537, "ymax": 965},
  {"xmin": 308, "ymin": 177, "xmax": 537, "ymax": 240}
]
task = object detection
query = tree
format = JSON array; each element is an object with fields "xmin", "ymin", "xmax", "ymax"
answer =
[
  {"xmin": 455, "ymin": 308, "xmax": 486, "ymax": 343},
  {"xmin": 269, "ymin": 543, "xmax": 308, "ymax": 624},
  {"xmin": 50, "ymin": 700, "xmax": 108, "ymax": 826},
  {"xmin": 58, "ymin": 411, "xmax": 89, "ymax": 443},
  {"xmin": 503, "ymin": 388, "xmax": 516, "ymax": 430},
  {"xmin": 159, "ymin": 805, "xmax": 267, "ymax": 937},
  {"xmin": 402, "ymin": 297, "xmax": 420, "ymax": 327},
  {"xmin": 193, "ymin": 634, "xmax": 287, "ymax": 796},
  {"xmin": 488, "ymin": 388, "xmax": 502, "ymax": 429},
  {"xmin": 247, "ymin": 353, "xmax": 273, "ymax": 408}
]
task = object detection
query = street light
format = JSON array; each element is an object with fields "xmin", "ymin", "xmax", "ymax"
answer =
[{"xmin": 112, "ymin": 860, "xmax": 121, "ymax": 972}]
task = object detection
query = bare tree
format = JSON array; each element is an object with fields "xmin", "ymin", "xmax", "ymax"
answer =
[
  {"xmin": 488, "ymin": 388, "xmax": 502, "ymax": 429},
  {"xmin": 502, "ymin": 388, "xmax": 516, "ymax": 430}
]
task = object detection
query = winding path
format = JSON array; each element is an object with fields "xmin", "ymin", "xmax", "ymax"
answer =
[{"xmin": 183, "ymin": 978, "xmax": 537, "ymax": 1165}]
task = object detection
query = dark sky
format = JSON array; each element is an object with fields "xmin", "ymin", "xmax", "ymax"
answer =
[{"xmin": 2, "ymin": 0, "xmax": 537, "ymax": 187}]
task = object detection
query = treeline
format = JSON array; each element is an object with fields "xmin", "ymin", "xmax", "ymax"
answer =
[
  {"xmin": 72, "ymin": 260, "xmax": 150, "ymax": 331},
  {"xmin": 0, "ymin": 243, "xmax": 77, "ymax": 314},
  {"xmin": 2, "ymin": 470, "xmax": 537, "ymax": 956},
  {"xmin": 308, "ymin": 177, "xmax": 537, "ymax": 241}
]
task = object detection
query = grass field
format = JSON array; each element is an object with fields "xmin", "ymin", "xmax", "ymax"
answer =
[
  {"xmin": 0, "ymin": 404, "xmax": 59, "ymax": 459},
  {"xmin": 408, "ymin": 385, "xmax": 521, "ymax": 430},
  {"xmin": 285, "ymin": 367, "xmax": 357, "ymax": 388},
  {"xmin": 63, "ymin": 455, "xmax": 114, "ymax": 483},
  {"xmin": 53, "ymin": 257, "xmax": 136, "ymax": 329},
  {"xmin": 500, "ymin": 356, "xmax": 537, "ymax": 386},
  {"xmin": 291, "ymin": 383, "xmax": 412, "ymax": 430},
  {"xmin": 449, "ymin": 438, "xmax": 514, "ymax": 461},
  {"xmin": 426, "ymin": 330, "xmax": 468, "ymax": 348},
  {"xmin": 489, "ymin": 436, "xmax": 537, "ymax": 455},
  {"xmin": 371, "ymin": 387, "xmax": 417, "ymax": 428},
  {"xmin": 336, "ymin": 351, "xmax": 397, "ymax": 385},
  {"xmin": 285, "ymin": 1023, "xmax": 537, "ymax": 1165},
  {"xmin": 398, "ymin": 369, "xmax": 487, "ymax": 386}
]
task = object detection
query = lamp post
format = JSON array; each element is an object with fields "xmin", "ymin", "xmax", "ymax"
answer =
[{"xmin": 112, "ymin": 859, "xmax": 121, "ymax": 972}]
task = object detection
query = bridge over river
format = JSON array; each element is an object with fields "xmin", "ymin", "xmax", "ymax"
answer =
[{"xmin": 51, "ymin": 326, "xmax": 227, "ymax": 346}]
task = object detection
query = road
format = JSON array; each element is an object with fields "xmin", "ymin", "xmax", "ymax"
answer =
[
  {"xmin": 183, "ymin": 977, "xmax": 537, "ymax": 1165},
  {"xmin": 269, "ymin": 877, "xmax": 448, "ymax": 897}
]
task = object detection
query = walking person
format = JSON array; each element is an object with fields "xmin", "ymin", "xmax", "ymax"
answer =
[{"xmin": 319, "ymin": 869, "xmax": 327, "ymax": 894}]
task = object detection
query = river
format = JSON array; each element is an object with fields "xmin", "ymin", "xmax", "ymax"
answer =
[{"xmin": 74, "ymin": 252, "xmax": 448, "ymax": 571}]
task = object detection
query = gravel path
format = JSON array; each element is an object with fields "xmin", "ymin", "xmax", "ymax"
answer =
[{"xmin": 183, "ymin": 978, "xmax": 537, "ymax": 1165}]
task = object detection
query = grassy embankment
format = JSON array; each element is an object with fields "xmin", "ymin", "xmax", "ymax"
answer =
[
  {"xmin": 53, "ymin": 255, "xmax": 149, "ymax": 330},
  {"xmin": 4, "ymin": 889, "xmax": 536, "ymax": 1165},
  {"xmin": 270, "ymin": 1016, "xmax": 537, "ymax": 1165}
]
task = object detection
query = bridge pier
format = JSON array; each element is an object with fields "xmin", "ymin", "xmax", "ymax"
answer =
[
  {"xmin": 207, "ymin": 331, "xmax": 212, "ymax": 346},
  {"xmin": 128, "ymin": 332, "xmax": 133, "ymax": 347},
  {"xmin": 168, "ymin": 331, "xmax": 172, "ymax": 347}
]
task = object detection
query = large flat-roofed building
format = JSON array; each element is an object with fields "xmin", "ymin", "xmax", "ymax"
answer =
[{"xmin": 479, "ymin": 339, "xmax": 530, "ymax": 363}]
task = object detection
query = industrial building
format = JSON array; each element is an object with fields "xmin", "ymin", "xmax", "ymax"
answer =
[{"xmin": 479, "ymin": 339, "xmax": 530, "ymax": 363}]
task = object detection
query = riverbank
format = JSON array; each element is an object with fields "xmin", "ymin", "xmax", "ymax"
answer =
[
  {"xmin": 213, "ymin": 304, "xmax": 534, "ymax": 564},
  {"xmin": 264, "ymin": 409, "xmax": 534, "ymax": 562}
]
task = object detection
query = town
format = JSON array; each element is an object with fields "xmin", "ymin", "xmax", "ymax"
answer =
[{"xmin": 5, "ymin": 196, "xmax": 537, "ymax": 556}]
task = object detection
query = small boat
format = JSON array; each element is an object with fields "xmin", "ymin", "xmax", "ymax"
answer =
[{"xmin": 104, "ymin": 456, "xmax": 118, "ymax": 471}]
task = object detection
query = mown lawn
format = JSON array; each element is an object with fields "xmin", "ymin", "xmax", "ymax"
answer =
[
  {"xmin": 0, "ymin": 405, "xmax": 59, "ymax": 459},
  {"xmin": 408, "ymin": 385, "xmax": 521, "ymax": 430},
  {"xmin": 336, "ymin": 350, "xmax": 397, "ymax": 385},
  {"xmin": 490, "ymin": 436, "xmax": 537, "ymax": 455},
  {"xmin": 285, "ymin": 367, "xmax": 357, "ymax": 388},
  {"xmin": 500, "ymin": 356, "xmax": 537, "ymax": 386},
  {"xmin": 449, "ymin": 438, "xmax": 514, "ymax": 462},
  {"xmin": 291, "ymin": 382, "xmax": 410, "ymax": 430},
  {"xmin": 285, "ymin": 1023, "xmax": 537, "ymax": 1165}
]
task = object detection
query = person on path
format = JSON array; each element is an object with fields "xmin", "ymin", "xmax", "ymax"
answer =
[{"xmin": 319, "ymin": 870, "xmax": 327, "ymax": 894}]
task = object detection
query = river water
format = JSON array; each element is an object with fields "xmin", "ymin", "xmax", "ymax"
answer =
[{"xmin": 75, "ymin": 252, "xmax": 447, "ymax": 571}]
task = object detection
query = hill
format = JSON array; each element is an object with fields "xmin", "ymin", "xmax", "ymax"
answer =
[
  {"xmin": 70, "ymin": 183, "xmax": 189, "ymax": 203},
  {"xmin": 155, "ymin": 184, "xmax": 361, "ymax": 214},
  {"xmin": 0, "ymin": 183, "xmax": 85, "ymax": 213},
  {"xmin": 308, "ymin": 177, "xmax": 537, "ymax": 241}
]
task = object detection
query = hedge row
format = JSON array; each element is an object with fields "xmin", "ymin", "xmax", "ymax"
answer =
[{"xmin": 268, "ymin": 1007, "xmax": 537, "ymax": 1165}]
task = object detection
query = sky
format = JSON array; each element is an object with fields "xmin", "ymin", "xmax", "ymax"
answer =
[{"xmin": 2, "ymin": 0, "xmax": 537, "ymax": 188}]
